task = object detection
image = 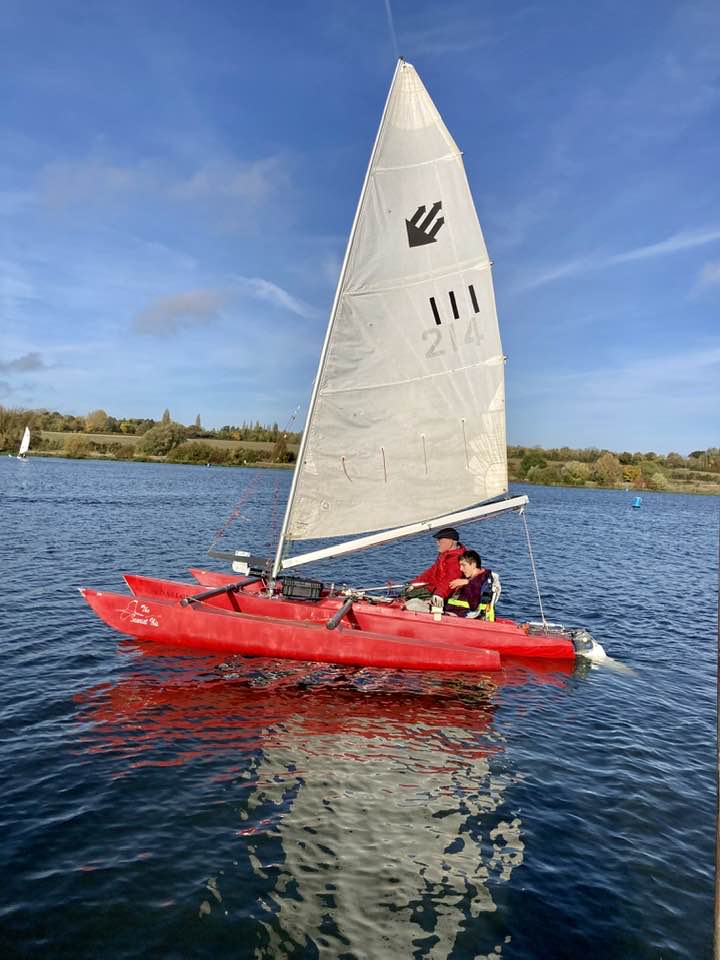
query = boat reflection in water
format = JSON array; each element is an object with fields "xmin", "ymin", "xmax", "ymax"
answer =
[{"xmin": 75, "ymin": 651, "xmax": 579, "ymax": 957}]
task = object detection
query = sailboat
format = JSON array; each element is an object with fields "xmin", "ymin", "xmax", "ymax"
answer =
[
  {"xmin": 81, "ymin": 61, "xmax": 605, "ymax": 671},
  {"xmin": 10, "ymin": 426, "xmax": 30, "ymax": 460}
]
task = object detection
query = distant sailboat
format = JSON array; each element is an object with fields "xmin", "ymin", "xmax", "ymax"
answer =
[{"xmin": 11, "ymin": 426, "xmax": 30, "ymax": 460}]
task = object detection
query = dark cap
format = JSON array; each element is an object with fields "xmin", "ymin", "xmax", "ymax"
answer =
[{"xmin": 433, "ymin": 527, "xmax": 459, "ymax": 541}]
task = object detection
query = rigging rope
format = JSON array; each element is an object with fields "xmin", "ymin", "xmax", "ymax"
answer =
[
  {"xmin": 209, "ymin": 404, "xmax": 302, "ymax": 554},
  {"xmin": 209, "ymin": 473, "xmax": 260, "ymax": 549},
  {"xmin": 519, "ymin": 507, "xmax": 548, "ymax": 631},
  {"xmin": 383, "ymin": 0, "xmax": 400, "ymax": 61},
  {"xmin": 267, "ymin": 478, "xmax": 282, "ymax": 555}
]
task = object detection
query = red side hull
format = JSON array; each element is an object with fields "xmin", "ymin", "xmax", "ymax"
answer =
[
  {"xmin": 121, "ymin": 572, "xmax": 576, "ymax": 660},
  {"xmin": 81, "ymin": 587, "xmax": 502, "ymax": 673}
]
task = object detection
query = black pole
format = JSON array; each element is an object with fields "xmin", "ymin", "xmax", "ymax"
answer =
[
  {"xmin": 326, "ymin": 597, "xmax": 354, "ymax": 630},
  {"xmin": 180, "ymin": 579, "xmax": 258, "ymax": 607}
]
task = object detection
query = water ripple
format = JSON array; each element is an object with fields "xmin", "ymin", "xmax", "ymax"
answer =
[{"xmin": 0, "ymin": 460, "xmax": 715, "ymax": 958}]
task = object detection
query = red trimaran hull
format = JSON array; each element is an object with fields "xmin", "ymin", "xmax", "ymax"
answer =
[{"xmin": 80, "ymin": 568, "xmax": 576, "ymax": 672}]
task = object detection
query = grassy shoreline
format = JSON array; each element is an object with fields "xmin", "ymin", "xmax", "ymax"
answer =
[
  {"xmin": 6, "ymin": 433, "xmax": 718, "ymax": 494},
  {"xmin": 20, "ymin": 447, "xmax": 295, "ymax": 469}
]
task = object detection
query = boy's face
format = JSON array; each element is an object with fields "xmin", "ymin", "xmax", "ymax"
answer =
[{"xmin": 459, "ymin": 558, "xmax": 476, "ymax": 576}]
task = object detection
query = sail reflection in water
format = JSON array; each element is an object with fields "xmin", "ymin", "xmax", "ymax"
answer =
[{"xmin": 75, "ymin": 656, "xmax": 573, "ymax": 957}]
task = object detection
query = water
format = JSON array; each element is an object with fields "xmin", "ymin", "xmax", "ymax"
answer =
[{"xmin": 1, "ymin": 457, "xmax": 716, "ymax": 959}]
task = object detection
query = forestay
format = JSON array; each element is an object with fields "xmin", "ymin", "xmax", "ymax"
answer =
[{"xmin": 280, "ymin": 60, "xmax": 507, "ymax": 556}]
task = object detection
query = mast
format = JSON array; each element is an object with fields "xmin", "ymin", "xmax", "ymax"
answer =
[{"xmin": 271, "ymin": 59, "xmax": 405, "ymax": 580}]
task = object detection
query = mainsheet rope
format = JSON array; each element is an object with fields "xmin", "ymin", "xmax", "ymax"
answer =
[{"xmin": 208, "ymin": 473, "xmax": 260, "ymax": 550}]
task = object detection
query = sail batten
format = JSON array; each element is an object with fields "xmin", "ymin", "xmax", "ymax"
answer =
[
  {"xmin": 319, "ymin": 358, "xmax": 505, "ymax": 396},
  {"xmin": 343, "ymin": 259, "xmax": 493, "ymax": 296},
  {"xmin": 375, "ymin": 153, "xmax": 459, "ymax": 171},
  {"xmin": 276, "ymin": 60, "xmax": 507, "ymax": 554}
]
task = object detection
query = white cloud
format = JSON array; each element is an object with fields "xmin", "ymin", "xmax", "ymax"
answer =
[
  {"xmin": 400, "ymin": 1, "xmax": 496, "ymax": 55},
  {"xmin": 133, "ymin": 276, "xmax": 321, "ymax": 336},
  {"xmin": 695, "ymin": 259, "xmax": 720, "ymax": 291},
  {"xmin": 516, "ymin": 344, "xmax": 720, "ymax": 406},
  {"xmin": 0, "ymin": 188, "xmax": 34, "ymax": 215},
  {"xmin": 231, "ymin": 275, "xmax": 323, "ymax": 321},
  {"xmin": 0, "ymin": 351, "xmax": 47, "ymax": 372},
  {"xmin": 607, "ymin": 227, "xmax": 720, "ymax": 266},
  {"xmin": 0, "ymin": 258, "xmax": 36, "ymax": 315},
  {"xmin": 35, "ymin": 152, "xmax": 291, "ymax": 215},
  {"xmin": 170, "ymin": 155, "xmax": 289, "ymax": 205},
  {"xmin": 517, "ymin": 226, "xmax": 720, "ymax": 291},
  {"xmin": 509, "ymin": 343, "xmax": 720, "ymax": 452},
  {"xmin": 133, "ymin": 289, "xmax": 230, "ymax": 335},
  {"xmin": 39, "ymin": 159, "xmax": 144, "ymax": 208}
]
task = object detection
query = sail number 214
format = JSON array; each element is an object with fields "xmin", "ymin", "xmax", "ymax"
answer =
[
  {"xmin": 423, "ymin": 317, "xmax": 484, "ymax": 359},
  {"xmin": 423, "ymin": 285, "xmax": 485, "ymax": 359}
]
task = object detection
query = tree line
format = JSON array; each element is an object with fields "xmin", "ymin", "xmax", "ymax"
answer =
[
  {"xmin": 509, "ymin": 446, "xmax": 720, "ymax": 491},
  {"xmin": 4, "ymin": 405, "xmax": 301, "ymax": 444},
  {"xmin": 0, "ymin": 405, "xmax": 299, "ymax": 463},
  {"xmin": 1, "ymin": 405, "xmax": 718, "ymax": 487}
]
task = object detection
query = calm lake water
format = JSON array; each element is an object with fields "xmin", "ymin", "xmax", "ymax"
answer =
[{"xmin": 1, "ymin": 457, "xmax": 717, "ymax": 959}]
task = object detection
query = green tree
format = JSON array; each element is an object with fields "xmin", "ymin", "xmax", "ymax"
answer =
[
  {"xmin": 136, "ymin": 422, "xmax": 188, "ymax": 456},
  {"xmin": 561, "ymin": 461, "xmax": 590, "ymax": 485},
  {"xmin": 272, "ymin": 434, "xmax": 288, "ymax": 462},
  {"xmin": 623, "ymin": 464, "xmax": 643, "ymax": 487},
  {"xmin": 591, "ymin": 452, "xmax": 623, "ymax": 486},
  {"xmin": 647, "ymin": 471, "xmax": 669, "ymax": 491},
  {"xmin": 112, "ymin": 443, "xmax": 135, "ymax": 460},
  {"xmin": 85, "ymin": 409, "xmax": 110, "ymax": 433},
  {"xmin": 64, "ymin": 435, "xmax": 91, "ymax": 458},
  {"xmin": 161, "ymin": 408, "xmax": 171, "ymax": 425},
  {"xmin": 520, "ymin": 450, "xmax": 546, "ymax": 477}
]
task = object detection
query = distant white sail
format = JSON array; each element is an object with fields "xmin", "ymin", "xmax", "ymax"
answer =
[
  {"xmin": 283, "ymin": 61, "xmax": 506, "ymax": 545},
  {"xmin": 18, "ymin": 427, "xmax": 30, "ymax": 457}
]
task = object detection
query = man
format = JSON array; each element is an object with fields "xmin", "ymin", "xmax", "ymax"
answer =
[{"xmin": 405, "ymin": 527, "xmax": 465, "ymax": 612}]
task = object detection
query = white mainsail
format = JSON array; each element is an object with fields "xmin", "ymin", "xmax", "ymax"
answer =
[
  {"xmin": 18, "ymin": 427, "xmax": 30, "ymax": 457},
  {"xmin": 275, "ymin": 61, "xmax": 509, "ymax": 572}
]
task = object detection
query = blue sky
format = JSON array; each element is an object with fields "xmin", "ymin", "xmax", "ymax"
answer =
[{"xmin": 1, "ymin": 0, "xmax": 718, "ymax": 454}]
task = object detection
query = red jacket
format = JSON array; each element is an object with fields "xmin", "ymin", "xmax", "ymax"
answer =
[{"xmin": 413, "ymin": 544, "xmax": 465, "ymax": 600}]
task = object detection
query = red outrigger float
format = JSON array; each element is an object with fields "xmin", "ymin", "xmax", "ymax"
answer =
[{"xmin": 80, "ymin": 568, "xmax": 602, "ymax": 674}]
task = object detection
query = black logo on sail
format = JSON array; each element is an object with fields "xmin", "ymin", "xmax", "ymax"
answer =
[{"xmin": 406, "ymin": 201, "xmax": 444, "ymax": 248}]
